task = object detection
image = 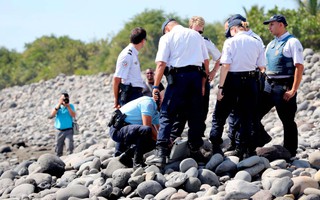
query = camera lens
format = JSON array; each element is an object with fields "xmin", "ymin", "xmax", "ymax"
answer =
[{"xmin": 63, "ymin": 98, "xmax": 69, "ymax": 104}]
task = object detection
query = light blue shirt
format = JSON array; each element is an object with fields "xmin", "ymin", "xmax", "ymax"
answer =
[
  {"xmin": 54, "ymin": 104, "xmax": 75, "ymax": 130},
  {"xmin": 120, "ymin": 96, "xmax": 159, "ymax": 125}
]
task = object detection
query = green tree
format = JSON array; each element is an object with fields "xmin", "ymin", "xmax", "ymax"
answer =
[{"xmin": 295, "ymin": 0, "xmax": 320, "ymax": 15}]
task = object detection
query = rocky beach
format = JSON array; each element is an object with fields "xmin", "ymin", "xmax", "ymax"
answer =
[{"xmin": 0, "ymin": 48, "xmax": 319, "ymax": 199}]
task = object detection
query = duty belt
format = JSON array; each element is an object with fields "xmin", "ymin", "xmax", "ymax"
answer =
[
  {"xmin": 172, "ymin": 65, "xmax": 202, "ymax": 73},
  {"xmin": 267, "ymin": 77, "xmax": 293, "ymax": 85},
  {"xmin": 228, "ymin": 70, "xmax": 256, "ymax": 78}
]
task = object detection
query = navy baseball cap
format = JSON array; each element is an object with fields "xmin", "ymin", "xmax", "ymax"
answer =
[
  {"xmin": 161, "ymin": 18, "xmax": 176, "ymax": 35},
  {"xmin": 228, "ymin": 14, "xmax": 246, "ymax": 23},
  {"xmin": 225, "ymin": 19, "xmax": 243, "ymax": 38},
  {"xmin": 263, "ymin": 14, "xmax": 288, "ymax": 26}
]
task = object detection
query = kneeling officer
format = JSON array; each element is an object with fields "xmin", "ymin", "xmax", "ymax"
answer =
[{"xmin": 108, "ymin": 96, "xmax": 160, "ymax": 168}]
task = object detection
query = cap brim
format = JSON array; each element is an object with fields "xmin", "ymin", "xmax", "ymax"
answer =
[
  {"xmin": 263, "ymin": 19, "xmax": 275, "ymax": 25},
  {"xmin": 225, "ymin": 28, "xmax": 231, "ymax": 38}
]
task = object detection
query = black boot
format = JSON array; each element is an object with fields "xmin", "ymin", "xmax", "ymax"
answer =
[
  {"xmin": 226, "ymin": 147, "xmax": 244, "ymax": 160},
  {"xmin": 133, "ymin": 151, "xmax": 146, "ymax": 169},
  {"xmin": 211, "ymin": 142, "xmax": 224, "ymax": 156},
  {"xmin": 145, "ymin": 146, "xmax": 168, "ymax": 167},
  {"xmin": 190, "ymin": 148, "xmax": 209, "ymax": 164},
  {"xmin": 118, "ymin": 146, "xmax": 135, "ymax": 167}
]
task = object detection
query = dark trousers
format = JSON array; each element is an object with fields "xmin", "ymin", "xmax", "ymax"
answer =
[
  {"xmin": 119, "ymin": 88, "xmax": 143, "ymax": 106},
  {"xmin": 227, "ymin": 74, "xmax": 265, "ymax": 146},
  {"xmin": 258, "ymin": 80, "xmax": 298, "ymax": 155},
  {"xmin": 157, "ymin": 70, "xmax": 204, "ymax": 150},
  {"xmin": 171, "ymin": 80, "xmax": 210, "ymax": 139},
  {"xmin": 209, "ymin": 72, "xmax": 259, "ymax": 149},
  {"xmin": 110, "ymin": 125, "xmax": 155, "ymax": 157}
]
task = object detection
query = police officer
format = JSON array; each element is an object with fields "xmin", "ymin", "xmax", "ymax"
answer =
[
  {"xmin": 170, "ymin": 16, "xmax": 221, "ymax": 140},
  {"xmin": 259, "ymin": 14, "xmax": 304, "ymax": 157},
  {"xmin": 224, "ymin": 14, "xmax": 271, "ymax": 152},
  {"xmin": 209, "ymin": 18, "xmax": 266, "ymax": 159},
  {"xmin": 146, "ymin": 19, "xmax": 209, "ymax": 167},
  {"xmin": 109, "ymin": 96, "xmax": 160, "ymax": 168},
  {"xmin": 113, "ymin": 27, "xmax": 147, "ymax": 108}
]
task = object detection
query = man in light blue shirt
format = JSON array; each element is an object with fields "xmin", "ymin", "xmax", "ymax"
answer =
[
  {"xmin": 50, "ymin": 91, "xmax": 76, "ymax": 157},
  {"xmin": 109, "ymin": 96, "xmax": 159, "ymax": 168}
]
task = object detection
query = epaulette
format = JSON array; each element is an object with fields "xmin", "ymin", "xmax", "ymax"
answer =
[
  {"xmin": 203, "ymin": 37, "xmax": 210, "ymax": 41},
  {"xmin": 127, "ymin": 49, "xmax": 132, "ymax": 55}
]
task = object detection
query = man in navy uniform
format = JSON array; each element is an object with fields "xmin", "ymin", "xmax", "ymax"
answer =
[
  {"xmin": 146, "ymin": 19, "xmax": 209, "ymax": 167},
  {"xmin": 109, "ymin": 96, "xmax": 160, "ymax": 168},
  {"xmin": 113, "ymin": 27, "xmax": 147, "ymax": 108},
  {"xmin": 259, "ymin": 14, "xmax": 304, "ymax": 157}
]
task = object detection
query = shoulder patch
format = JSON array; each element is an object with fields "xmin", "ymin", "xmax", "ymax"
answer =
[
  {"xmin": 203, "ymin": 37, "xmax": 210, "ymax": 41},
  {"xmin": 127, "ymin": 49, "xmax": 132, "ymax": 55},
  {"xmin": 122, "ymin": 61, "xmax": 128, "ymax": 67}
]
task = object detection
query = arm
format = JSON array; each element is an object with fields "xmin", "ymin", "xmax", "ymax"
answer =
[
  {"xmin": 113, "ymin": 77, "xmax": 121, "ymax": 108},
  {"xmin": 66, "ymin": 104, "xmax": 76, "ymax": 118},
  {"xmin": 284, "ymin": 63, "xmax": 304, "ymax": 101},
  {"xmin": 209, "ymin": 57, "xmax": 221, "ymax": 81},
  {"xmin": 152, "ymin": 61, "xmax": 166, "ymax": 101},
  {"xmin": 50, "ymin": 95, "xmax": 64, "ymax": 118},
  {"xmin": 142, "ymin": 114, "xmax": 158, "ymax": 141},
  {"xmin": 217, "ymin": 63, "xmax": 230, "ymax": 101}
]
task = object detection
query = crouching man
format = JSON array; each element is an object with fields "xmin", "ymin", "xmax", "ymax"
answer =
[{"xmin": 108, "ymin": 96, "xmax": 160, "ymax": 168}]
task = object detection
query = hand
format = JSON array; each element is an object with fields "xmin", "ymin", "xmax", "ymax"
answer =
[
  {"xmin": 152, "ymin": 88, "xmax": 160, "ymax": 101},
  {"xmin": 208, "ymin": 70, "xmax": 216, "ymax": 82},
  {"xmin": 113, "ymin": 99, "xmax": 120, "ymax": 109},
  {"xmin": 283, "ymin": 89, "xmax": 296, "ymax": 101},
  {"xmin": 217, "ymin": 89, "xmax": 224, "ymax": 101}
]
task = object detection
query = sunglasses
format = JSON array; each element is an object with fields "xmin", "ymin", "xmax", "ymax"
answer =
[{"xmin": 146, "ymin": 72, "xmax": 154, "ymax": 74}]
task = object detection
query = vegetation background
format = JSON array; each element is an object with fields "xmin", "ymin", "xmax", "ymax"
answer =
[{"xmin": 0, "ymin": 1, "xmax": 319, "ymax": 89}]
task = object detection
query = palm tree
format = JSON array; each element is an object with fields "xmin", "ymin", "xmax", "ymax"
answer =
[{"xmin": 295, "ymin": 0, "xmax": 320, "ymax": 15}]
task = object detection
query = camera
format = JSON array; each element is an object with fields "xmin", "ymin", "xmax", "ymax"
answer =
[{"xmin": 63, "ymin": 94, "xmax": 69, "ymax": 104}]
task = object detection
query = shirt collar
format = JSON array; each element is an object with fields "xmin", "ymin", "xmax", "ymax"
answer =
[
  {"xmin": 276, "ymin": 32, "xmax": 290, "ymax": 41},
  {"xmin": 129, "ymin": 43, "xmax": 139, "ymax": 55}
]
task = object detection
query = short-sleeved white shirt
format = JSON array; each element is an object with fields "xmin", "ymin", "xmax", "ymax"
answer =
[
  {"xmin": 220, "ymin": 31, "xmax": 266, "ymax": 72},
  {"xmin": 247, "ymin": 29, "xmax": 265, "ymax": 48},
  {"xmin": 114, "ymin": 43, "xmax": 144, "ymax": 88},
  {"xmin": 203, "ymin": 37, "xmax": 221, "ymax": 61},
  {"xmin": 265, "ymin": 32, "xmax": 304, "ymax": 65},
  {"xmin": 155, "ymin": 25, "xmax": 209, "ymax": 68}
]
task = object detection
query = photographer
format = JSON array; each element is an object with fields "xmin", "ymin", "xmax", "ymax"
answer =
[{"xmin": 50, "ymin": 91, "xmax": 76, "ymax": 157}]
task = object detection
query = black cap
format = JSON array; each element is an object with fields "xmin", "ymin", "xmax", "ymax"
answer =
[
  {"xmin": 225, "ymin": 19, "xmax": 243, "ymax": 38},
  {"xmin": 61, "ymin": 90, "xmax": 68, "ymax": 95},
  {"xmin": 228, "ymin": 14, "xmax": 246, "ymax": 23},
  {"xmin": 161, "ymin": 18, "xmax": 176, "ymax": 35},
  {"xmin": 263, "ymin": 14, "xmax": 288, "ymax": 26}
]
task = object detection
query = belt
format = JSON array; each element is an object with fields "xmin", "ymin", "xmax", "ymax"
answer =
[
  {"xmin": 228, "ymin": 70, "xmax": 256, "ymax": 78},
  {"xmin": 267, "ymin": 78, "xmax": 293, "ymax": 85},
  {"xmin": 131, "ymin": 87, "xmax": 143, "ymax": 92},
  {"xmin": 172, "ymin": 65, "xmax": 201, "ymax": 73},
  {"xmin": 58, "ymin": 128, "xmax": 72, "ymax": 131}
]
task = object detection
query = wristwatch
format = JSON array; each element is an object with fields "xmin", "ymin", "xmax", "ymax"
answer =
[{"xmin": 218, "ymin": 85, "xmax": 224, "ymax": 89}]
